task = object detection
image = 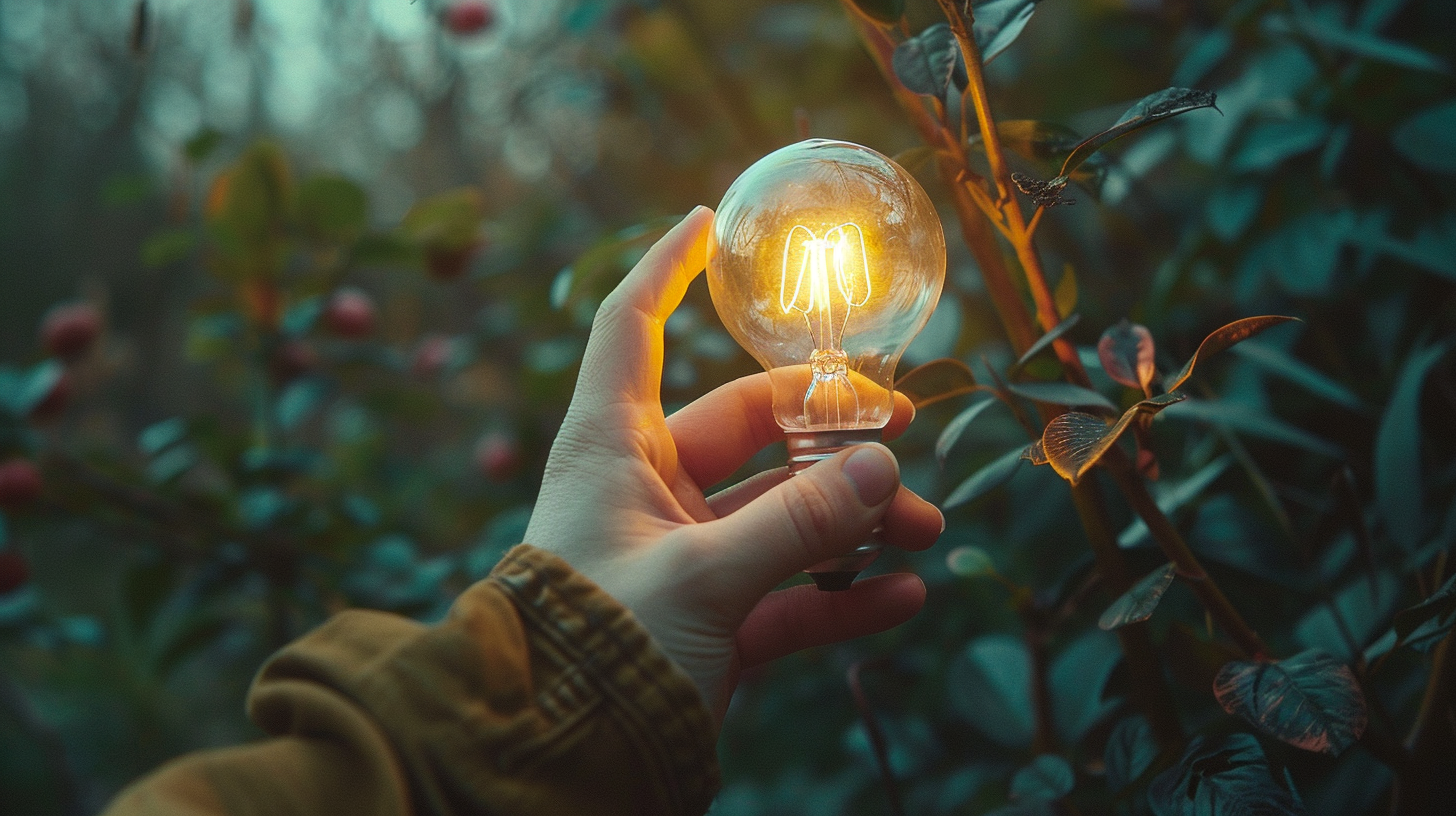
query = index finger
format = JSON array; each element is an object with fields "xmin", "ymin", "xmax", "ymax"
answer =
[
  {"xmin": 668, "ymin": 373, "xmax": 916, "ymax": 490},
  {"xmin": 571, "ymin": 206, "xmax": 714, "ymax": 416}
]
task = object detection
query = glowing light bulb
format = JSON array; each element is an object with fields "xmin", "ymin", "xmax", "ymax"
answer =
[{"xmin": 708, "ymin": 139, "xmax": 946, "ymax": 589}]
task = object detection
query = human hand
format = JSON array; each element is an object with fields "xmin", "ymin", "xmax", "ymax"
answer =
[{"xmin": 524, "ymin": 206, "xmax": 943, "ymax": 722}]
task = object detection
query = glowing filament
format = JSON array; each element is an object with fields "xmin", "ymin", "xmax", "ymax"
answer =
[{"xmin": 779, "ymin": 223, "xmax": 872, "ymax": 425}]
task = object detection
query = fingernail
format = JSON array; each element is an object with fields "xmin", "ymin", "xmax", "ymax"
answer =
[{"xmin": 843, "ymin": 445, "xmax": 897, "ymax": 506}]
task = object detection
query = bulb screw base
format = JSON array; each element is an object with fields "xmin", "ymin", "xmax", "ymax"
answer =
[{"xmin": 785, "ymin": 429, "xmax": 886, "ymax": 591}]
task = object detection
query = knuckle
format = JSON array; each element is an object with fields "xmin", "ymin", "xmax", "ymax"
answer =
[{"xmin": 781, "ymin": 477, "xmax": 840, "ymax": 557}]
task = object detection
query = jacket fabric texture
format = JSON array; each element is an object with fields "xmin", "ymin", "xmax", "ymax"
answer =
[{"xmin": 104, "ymin": 544, "xmax": 721, "ymax": 815}]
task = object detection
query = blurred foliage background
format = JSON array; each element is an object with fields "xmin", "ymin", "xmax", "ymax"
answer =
[{"xmin": 1, "ymin": 0, "xmax": 1454, "ymax": 814}]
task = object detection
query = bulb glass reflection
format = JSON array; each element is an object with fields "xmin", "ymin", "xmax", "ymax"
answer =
[
  {"xmin": 707, "ymin": 139, "xmax": 946, "ymax": 589},
  {"xmin": 708, "ymin": 139, "xmax": 945, "ymax": 435}
]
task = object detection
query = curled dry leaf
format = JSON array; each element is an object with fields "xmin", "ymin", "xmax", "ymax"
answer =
[
  {"xmin": 1034, "ymin": 392, "xmax": 1186, "ymax": 484},
  {"xmin": 1098, "ymin": 319, "xmax": 1156, "ymax": 393},
  {"xmin": 1164, "ymin": 315, "xmax": 1300, "ymax": 393}
]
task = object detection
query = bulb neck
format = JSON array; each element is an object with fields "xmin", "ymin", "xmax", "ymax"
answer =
[
  {"xmin": 784, "ymin": 428, "xmax": 886, "ymax": 590},
  {"xmin": 785, "ymin": 428, "xmax": 883, "ymax": 473}
]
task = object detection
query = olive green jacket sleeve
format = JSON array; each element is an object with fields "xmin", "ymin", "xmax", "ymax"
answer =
[{"xmin": 104, "ymin": 545, "xmax": 721, "ymax": 816}]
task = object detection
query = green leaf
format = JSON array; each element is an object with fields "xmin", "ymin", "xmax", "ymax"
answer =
[
  {"xmin": 1007, "ymin": 381, "xmax": 1116, "ymax": 411},
  {"xmin": 184, "ymin": 128, "xmax": 223, "ymax": 162},
  {"xmin": 552, "ymin": 216, "xmax": 680, "ymax": 310},
  {"xmin": 1165, "ymin": 315, "xmax": 1301, "ymax": 393},
  {"xmin": 895, "ymin": 357, "xmax": 981, "ymax": 408},
  {"xmin": 1118, "ymin": 455, "xmax": 1233, "ymax": 547},
  {"xmin": 1281, "ymin": 14, "xmax": 1449, "ymax": 74},
  {"xmin": 892, "ymin": 23, "xmax": 966, "ymax": 107},
  {"xmin": 1161, "ymin": 398, "xmax": 1343, "ymax": 459},
  {"xmin": 1105, "ymin": 716, "xmax": 1158, "ymax": 794},
  {"xmin": 972, "ymin": 0, "xmax": 1039, "ymax": 65},
  {"xmin": 1033, "ymin": 393, "xmax": 1186, "ymax": 485},
  {"xmin": 944, "ymin": 446, "xmax": 1025, "ymax": 508},
  {"xmin": 147, "ymin": 446, "xmax": 196, "ymax": 484},
  {"xmin": 1389, "ymin": 573, "xmax": 1456, "ymax": 653},
  {"xmin": 948, "ymin": 634, "xmax": 1034, "ymax": 748},
  {"xmin": 1392, "ymin": 99, "xmax": 1456, "ymax": 174},
  {"xmin": 1060, "ymin": 88, "xmax": 1219, "ymax": 179},
  {"xmin": 1214, "ymin": 650, "xmax": 1367, "ymax": 756},
  {"xmin": 2, "ymin": 361, "xmax": 63, "ymax": 417},
  {"xmin": 935, "ymin": 397, "xmax": 1001, "ymax": 465},
  {"xmin": 276, "ymin": 378, "xmax": 330, "ymax": 430},
  {"xmin": 848, "ymin": 0, "xmax": 904, "ymax": 24},
  {"xmin": 400, "ymin": 187, "xmax": 484, "ymax": 250},
  {"xmin": 1375, "ymin": 340, "xmax": 1451, "ymax": 551},
  {"xmin": 1206, "ymin": 181, "xmax": 1264, "ymax": 243},
  {"xmin": 1099, "ymin": 562, "xmax": 1177, "ymax": 630},
  {"xmin": 1229, "ymin": 117, "xmax": 1330, "ymax": 173},
  {"xmin": 1050, "ymin": 629, "xmax": 1123, "ymax": 743},
  {"xmin": 1230, "ymin": 342, "xmax": 1364, "ymax": 411},
  {"xmin": 141, "ymin": 228, "xmax": 197, "ymax": 268},
  {"xmin": 139, "ymin": 417, "xmax": 188, "ymax": 455},
  {"xmin": 1097, "ymin": 320, "xmax": 1156, "ymax": 392},
  {"xmin": 1148, "ymin": 734, "xmax": 1304, "ymax": 816},
  {"xmin": 1011, "ymin": 313, "xmax": 1080, "ymax": 374},
  {"xmin": 945, "ymin": 545, "xmax": 996, "ymax": 577},
  {"xmin": 280, "ymin": 296, "xmax": 324, "ymax": 337},
  {"xmin": 297, "ymin": 174, "xmax": 369, "ymax": 244},
  {"xmin": 1010, "ymin": 754, "xmax": 1074, "ymax": 800}
]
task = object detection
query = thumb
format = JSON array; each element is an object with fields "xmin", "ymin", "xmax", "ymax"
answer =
[{"xmin": 699, "ymin": 444, "xmax": 900, "ymax": 601}]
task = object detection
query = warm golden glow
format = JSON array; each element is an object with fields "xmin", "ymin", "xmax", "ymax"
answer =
[{"xmin": 778, "ymin": 222, "xmax": 873, "ymax": 425}]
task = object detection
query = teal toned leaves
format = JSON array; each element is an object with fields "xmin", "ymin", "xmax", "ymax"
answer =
[
  {"xmin": 971, "ymin": 0, "xmax": 1039, "ymax": 65},
  {"xmin": 1230, "ymin": 342, "xmax": 1364, "ymax": 412},
  {"xmin": 1213, "ymin": 650, "xmax": 1367, "ymax": 755},
  {"xmin": 1010, "ymin": 754, "xmax": 1074, "ymax": 800},
  {"xmin": 1060, "ymin": 88, "xmax": 1219, "ymax": 179},
  {"xmin": 1099, "ymin": 563, "xmax": 1177, "ymax": 630},
  {"xmin": 1387, "ymin": 573, "xmax": 1456, "ymax": 653},
  {"xmin": 1105, "ymin": 716, "xmax": 1158, "ymax": 794},
  {"xmin": 1392, "ymin": 100, "xmax": 1456, "ymax": 174},
  {"xmin": 1164, "ymin": 315, "xmax": 1301, "ymax": 393},
  {"xmin": 945, "ymin": 545, "xmax": 996, "ymax": 577},
  {"xmin": 1011, "ymin": 313, "xmax": 1080, "ymax": 374},
  {"xmin": 1098, "ymin": 320, "xmax": 1156, "ymax": 393},
  {"xmin": 944, "ymin": 446, "xmax": 1025, "ymax": 508},
  {"xmin": 892, "ymin": 24, "xmax": 966, "ymax": 107},
  {"xmin": 936, "ymin": 397, "xmax": 1000, "ymax": 465},
  {"xmin": 895, "ymin": 357, "xmax": 981, "ymax": 408},
  {"xmin": 1007, "ymin": 381, "xmax": 1116, "ymax": 411},
  {"xmin": 1149, "ymin": 733, "xmax": 1304, "ymax": 816},
  {"xmin": 1033, "ymin": 393, "xmax": 1186, "ymax": 485},
  {"xmin": 948, "ymin": 634, "xmax": 1034, "ymax": 748},
  {"xmin": 1375, "ymin": 340, "xmax": 1451, "ymax": 551}
]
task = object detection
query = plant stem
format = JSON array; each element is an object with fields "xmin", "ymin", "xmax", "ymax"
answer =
[
  {"xmin": 1105, "ymin": 448, "xmax": 1269, "ymax": 659},
  {"xmin": 1069, "ymin": 482, "xmax": 1185, "ymax": 752},
  {"xmin": 933, "ymin": 0, "xmax": 1091, "ymax": 388},
  {"xmin": 1394, "ymin": 629, "xmax": 1456, "ymax": 813},
  {"xmin": 847, "ymin": 660, "xmax": 906, "ymax": 816}
]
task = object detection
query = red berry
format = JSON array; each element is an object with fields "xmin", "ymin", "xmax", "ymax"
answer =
[
  {"xmin": 40, "ymin": 302, "xmax": 102, "ymax": 359},
  {"xmin": 29, "ymin": 371, "xmax": 72, "ymax": 422},
  {"xmin": 474, "ymin": 432, "xmax": 521, "ymax": 483},
  {"xmin": 0, "ymin": 550, "xmax": 29, "ymax": 594},
  {"xmin": 0, "ymin": 459, "xmax": 43, "ymax": 509},
  {"xmin": 411, "ymin": 335, "xmax": 454, "ymax": 378},
  {"xmin": 268, "ymin": 340, "xmax": 318, "ymax": 385},
  {"xmin": 444, "ymin": 1, "xmax": 495, "ymax": 35},
  {"xmin": 425, "ymin": 241, "xmax": 480, "ymax": 281},
  {"xmin": 324, "ymin": 288, "xmax": 376, "ymax": 339}
]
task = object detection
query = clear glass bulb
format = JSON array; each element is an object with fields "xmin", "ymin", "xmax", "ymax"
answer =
[{"xmin": 707, "ymin": 139, "xmax": 946, "ymax": 589}]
